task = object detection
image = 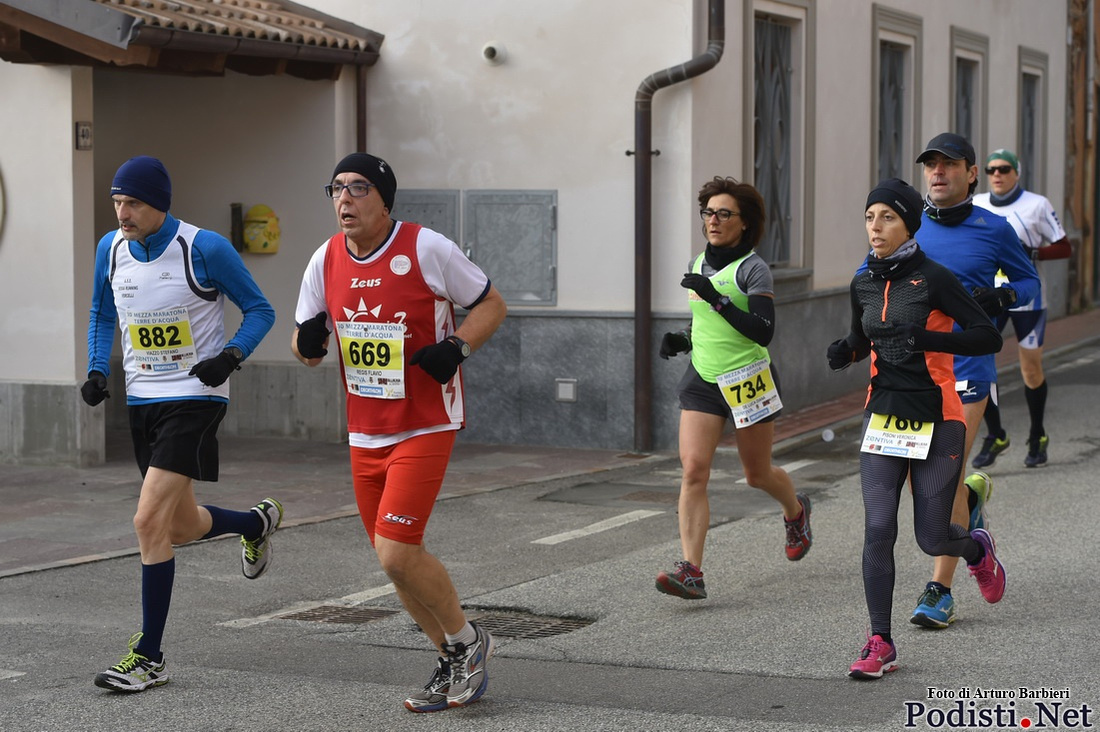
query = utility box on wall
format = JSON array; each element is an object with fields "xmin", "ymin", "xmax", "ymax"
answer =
[{"xmin": 465, "ymin": 190, "xmax": 557, "ymax": 306}]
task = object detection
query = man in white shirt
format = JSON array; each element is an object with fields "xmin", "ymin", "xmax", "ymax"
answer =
[{"xmin": 972, "ymin": 149, "xmax": 1072, "ymax": 468}]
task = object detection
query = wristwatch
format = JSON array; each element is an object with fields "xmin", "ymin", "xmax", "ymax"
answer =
[
  {"xmin": 447, "ymin": 336, "xmax": 471, "ymax": 360},
  {"xmin": 224, "ymin": 346, "xmax": 244, "ymax": 362}
]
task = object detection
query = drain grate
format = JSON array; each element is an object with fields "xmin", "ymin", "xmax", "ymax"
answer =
[
  {"xmin": 279, "ymin": 605, "xmax": 594, "ymax": 639},
  {"xmin": 279, "ymin": 605, "xmax": 399, "ymax": 624},
  {"xmin": 471, "ymin": 612, "xmax": 595, "ymax": 639}
]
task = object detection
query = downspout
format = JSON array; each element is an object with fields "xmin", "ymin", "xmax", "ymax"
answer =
[
  {"xmin": 631, "ymin": 0, "xmax": 725, "ymax": 452},
  {"xmin": 356, "ymin": 63, "xmax": 368, "ymax": 152}
]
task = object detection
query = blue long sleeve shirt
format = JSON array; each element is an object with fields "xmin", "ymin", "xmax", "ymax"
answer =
[{"xmin": 87, "ymin": 213, "xmax": 275, "ymax": 399}]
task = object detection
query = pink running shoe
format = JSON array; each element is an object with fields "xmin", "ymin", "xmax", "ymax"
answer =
[
  {"xmin": 848, "ymin": 634, "xmax": 898, "ymax": 680},
  {"xmin": 968, "ymin": 528, "xmax": 1006, "ymax": 603}
]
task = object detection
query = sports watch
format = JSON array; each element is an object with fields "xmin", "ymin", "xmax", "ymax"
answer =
[{"xmin": 447, "ymin": 336, "xmax": 471, "ymax": 360}]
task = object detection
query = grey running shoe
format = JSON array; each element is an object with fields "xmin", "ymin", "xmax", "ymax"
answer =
[
  {"xmin": 444, "ymin": 621, "xmax": 494, "ymax": 708},
  {"xmin": 93, "ymin": 632, "xmax": 168, "ymax": 693},
  {"xmin": 404, "ymin": 656, "xmax": 451, "ymax": 713},
  {"xmin": 241, "ymin": 498, "xmax": 283, "ymax": 579}
]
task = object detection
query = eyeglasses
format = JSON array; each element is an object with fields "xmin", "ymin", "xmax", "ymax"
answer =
[
  {"xmin": 324, "ymin": 182, "xmax": 375, "ymax": 199},
  {"xmin": 700, "ymin": 208, "xmax": 740, "ymax": 222},
  {"xmin": 985, "ymin": 165, "xmax": 1015, "ymax": 175}
]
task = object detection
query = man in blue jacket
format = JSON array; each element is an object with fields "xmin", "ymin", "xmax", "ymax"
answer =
[
  {"xmin": 905, "ymin": 133, "xmax": 1038, "ymax": 629},
  {"xmin": 83, "ymin": 156, "xmax": 279, "ymax": 692}
]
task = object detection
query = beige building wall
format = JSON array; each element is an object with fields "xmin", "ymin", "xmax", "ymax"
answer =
[
  {"xmin": 0, "ymin": 64, "xmax": 93, "ymax": 383},
  {"xmin": 0, "ymin": 0, "xmax": 1072, "ymax": 461}
]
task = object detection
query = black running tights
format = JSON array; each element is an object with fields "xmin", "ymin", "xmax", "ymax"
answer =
[{"xmin": 858, "ymin": 416, "xmax": 982, "ymax": 635}]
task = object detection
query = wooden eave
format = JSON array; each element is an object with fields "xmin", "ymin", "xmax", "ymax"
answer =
[{"xmin": 0, "ymin": 0, "xmax": 382, "ymax": 80}]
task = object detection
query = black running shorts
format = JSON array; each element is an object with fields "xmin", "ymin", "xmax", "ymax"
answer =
[
  {"xmin": 128, "ymin": 400, "xmax": 227, "ymax": 481},
  {"xmin": 676, "ymin": 361, "xmax": 783, "ymax": 424}
]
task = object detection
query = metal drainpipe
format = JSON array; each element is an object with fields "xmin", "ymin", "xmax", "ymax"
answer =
[
  {"xmin": 356, "ymin": 64, "xmax": 368, "ymax": 152},
  {"xmin": 631, "ymin": 0, "xmax": 725, "ymax": 452}
]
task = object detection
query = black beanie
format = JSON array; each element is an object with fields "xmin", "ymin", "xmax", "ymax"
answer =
[
  {"xmin": 111, "ymin": 156, "xmax": 171, "ymax": 212},
  {"xmin": 865, "ymin": 178, "xmax": 923, "ymax": 236},
  {"xmin": 331, "ymin": 153, "xmax": 397, "ymax": 212}
]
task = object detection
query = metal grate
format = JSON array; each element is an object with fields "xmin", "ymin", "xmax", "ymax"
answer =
[
  {"xmin": 470, "ymin": 612, "xmax": 595, "ymax": 639},
  {"xmin": 279, "ymin": 605, "xmax": 399, "ymax": 624},
  {"xmin": 279, "ymin": 605, "xmax": 594, "ymax": 639}
]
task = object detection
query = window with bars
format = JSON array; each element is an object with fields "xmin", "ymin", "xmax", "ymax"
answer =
[
  {"xmin": 879, "ymin": 43, "xmax": 907, "ymax": 181},
  {"xmin": 1018, "ymin": 47, "xmax": 1048, "ymax": 192},
  {"xmin": 950, "ymin": 29, "xmax": 989, "ymax": 169},
  {"xmin": 872, "ymin": 6, "xmax": 921, "ymax": 193},
  {"xmin": 955, "ymin": 58, "xmax": 977, "ymax": 143},
  {"xmin": 1020, "ymin": 73, "xmax": 1040, "ymax": 192},
  {"xmin": 753, "ymin": 15, "xmax": 792, "ymax": 267}
]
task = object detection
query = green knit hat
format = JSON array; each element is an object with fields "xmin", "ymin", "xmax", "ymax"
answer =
[{"xmin": 986, "ymin": 148, "xmax": 1020, "ymax": 172}]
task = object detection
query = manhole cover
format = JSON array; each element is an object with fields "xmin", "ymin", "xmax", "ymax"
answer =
[
  {"xmin": 279, "ymin": 605, "xmax": 399, "ymax": 624},
  {"xmin": 471, "ymin": 612, "xmax": 595, "ymax": 639}
]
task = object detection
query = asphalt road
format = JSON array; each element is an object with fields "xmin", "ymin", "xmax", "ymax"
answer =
[{"xmin": 1, "ymin": 342, "xmax": 1098, "ymax": 731}]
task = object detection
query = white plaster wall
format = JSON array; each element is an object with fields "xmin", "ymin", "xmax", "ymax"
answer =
[
  {"xmin": 0, "ymin": 63, "xmax": 92, "ymax": 383},
  {"xmin": 313, "ymin": 0, "xmax": 698, "ymax": 314},
  {"xmin": 310, "ymin": 0, "xmax": 1068, "ymax": 304},
  {"xmin": 0, "ymin": 0, "xmax": 1072, "ymax": 374},
  {"xmin": 90, "ymin": 68, "xmax": 351, "ymax": 362}
]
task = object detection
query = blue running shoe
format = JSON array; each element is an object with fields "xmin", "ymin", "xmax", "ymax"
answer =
[
  {"xmin": 972, "ymin": 434, "xmax": 1010, "ymax": 468},
  {"xmin": 965, "ymin": 471, "xmax": 992, "ymax": 532},
  {"xmin": 910, "ymin": 582, "xmax": 956, "ymax": 629},
  {"xmin": 1024, "ymin": 434, "xmax": 1049, "ymax": 468}
]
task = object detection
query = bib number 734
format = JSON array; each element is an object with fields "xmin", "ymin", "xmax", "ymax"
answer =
[{"xmin": 716, "ymin": 359, "xmax": 782, "ymax": 428}]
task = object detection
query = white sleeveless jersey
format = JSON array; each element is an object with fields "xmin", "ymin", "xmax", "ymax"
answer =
[
  {"xmin": 109, "ymin": 221, "xmax": 229, "ymax": 400},
  {"xmin": 973, "ymin": 190, "xmax": 1066, "ymax": 311}
]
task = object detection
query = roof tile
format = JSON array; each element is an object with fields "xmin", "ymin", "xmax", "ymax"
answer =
[{"xmin": 95, "ymin": 0, "xmax": 371, "ymax": 51}]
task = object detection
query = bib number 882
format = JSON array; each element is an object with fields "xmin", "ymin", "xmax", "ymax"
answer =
[{"xmin": 136, "ymin": 325, "xmax": 181, "ymax": 348}]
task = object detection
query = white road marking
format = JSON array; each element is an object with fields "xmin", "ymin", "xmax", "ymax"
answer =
[
  {"xmin": 220, "ymin": 583, "xmax": 397, "ymax": 628},
  {"xmin": 0, "ymin": 669, "xmax": 25, "ymax": 680},
  {"xmin": 736, "ymin": 459, "xmax": 818, "ymax": 484},
  {"xmin": 1050, "ymin": 355, "xmax": 1095, "ymax": 373},
  {"xmin": 532, "ymin": 510, "xmax": 664, "ymax": 545}
]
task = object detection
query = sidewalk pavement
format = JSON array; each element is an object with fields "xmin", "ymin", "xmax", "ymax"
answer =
[{"xmin": 2, "ymin": 307, "xmax": 1097, "ymax": 579}]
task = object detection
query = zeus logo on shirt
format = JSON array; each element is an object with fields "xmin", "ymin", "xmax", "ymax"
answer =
[{"xmin": 350, "ymin": 277, "xmax": 382, "ymax": 289}]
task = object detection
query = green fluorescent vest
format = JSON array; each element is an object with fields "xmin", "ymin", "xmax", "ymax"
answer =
[{"xmin": 687, "ymin": 252, "xmax": 770, "ymax": 382}]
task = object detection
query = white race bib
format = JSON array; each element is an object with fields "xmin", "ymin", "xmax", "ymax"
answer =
[
  {"xmin": 716, "ymin": 359, "xmax": 782, "ymax": 428},
  {"xmin": 336, "ymin": 321, "xmax": 407, "ymax": 399},
  {"xmin": 860, "ymin": 412, "xmax": 934, "ymax": 460},
  {"xmin": 126, "ymin": 306, "xmax": 198, "ymax": 373}
]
